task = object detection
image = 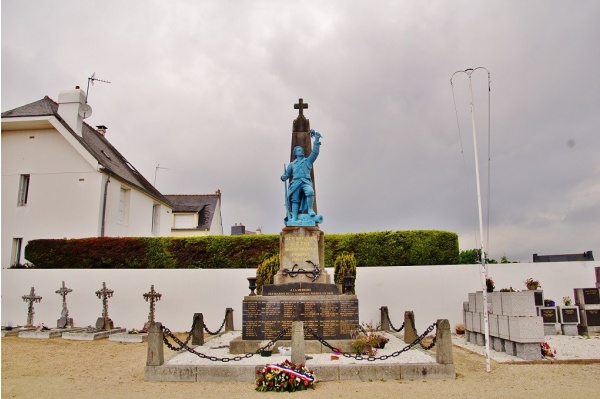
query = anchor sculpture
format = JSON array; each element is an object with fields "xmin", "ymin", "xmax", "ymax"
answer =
[{"xmin": 281, "ymin": 260, "xmax": 321, "ymax": 282}]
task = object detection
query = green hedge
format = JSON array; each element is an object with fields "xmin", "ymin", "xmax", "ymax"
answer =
[{"xmin": 23, "ymin": 230, "xmax": 458, "ymax": 269}]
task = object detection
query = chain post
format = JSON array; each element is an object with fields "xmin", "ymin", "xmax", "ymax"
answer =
[
  {"xmin": 403, "ymin": 311, "xmax": 417, "ymax": 344},
  {"xmin": 146, "ymin": 322, "xmax": 164, "ymax": 366},
  {"xmin": 192, "ymin": 313, "xmax": 204, "ymax": 345},
  {"xmin": 380, "ymin": 306, "xmax": 390, "ymax": 331},
  {"xmin": 225, "ymin": 308, "xmax": 234, "ymax": 332}
]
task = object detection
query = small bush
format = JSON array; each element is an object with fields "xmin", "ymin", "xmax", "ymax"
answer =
[{"xmin": 256, "ymin": 254, "xmax": 280, "ymax": 295}]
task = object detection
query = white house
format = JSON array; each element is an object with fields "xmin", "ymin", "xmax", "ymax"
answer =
[
  {"xmin": 164, "ymin": 192, "xmax": 224, "ymax": 236},
  {"xmin": 1, "ymin": 87, "xmax": 174, "ymax": 268}
]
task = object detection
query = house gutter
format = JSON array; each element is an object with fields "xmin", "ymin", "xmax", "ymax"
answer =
[{"xmin": 100, "ymin": 172, "xmax": 112, "ymax": 237}]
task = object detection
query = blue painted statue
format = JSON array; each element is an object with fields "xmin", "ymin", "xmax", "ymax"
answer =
[{"xmin": 281, "ymin": 129, "xmax": 324, "ymax": 226}]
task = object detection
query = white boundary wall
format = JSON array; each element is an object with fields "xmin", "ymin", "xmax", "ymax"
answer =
[{"xmin": 2, "ymin": 261, "xmax": 598, "ymax": 334}]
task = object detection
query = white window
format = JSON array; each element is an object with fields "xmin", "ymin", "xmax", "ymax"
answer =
[
  {"xmin": 11, "ymin": 238, "xmax": 23, "ymax": 266},
  {"xmin": 152, "ymin": 204, "xmax": 161, "ymax": 235},
  {"xmin": 17, "ymin": 174, "xmax": 30, "ymax": 206},
  {"xmin": 174, "ymin": 214, "xmax": 194, "ymax": 229},
  {"xmin": 118, "ymin": 187, "xmax": 131, "ymax": 225}
]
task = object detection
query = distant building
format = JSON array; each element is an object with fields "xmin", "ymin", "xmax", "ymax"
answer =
[
  {"xmin": 1, "ymin": 88, "xmax": 173, "ymax": 268},
  {"xmin": 533, "ymin": 251, "xmax": 594, "ymax": 263},
  {"xmin": 164, "ymin": 192, "xmax": 223, "ymax": 236},
  {"xmin": 231, "ymin": 223, "xmax": 262, "ymax": 235}
]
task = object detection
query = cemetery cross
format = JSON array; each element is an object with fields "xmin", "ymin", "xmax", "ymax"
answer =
[
  {"xmin": 55, "ymin": 280, "xmax": 73, "ymax": 319},
  {"xmin": 95, "ymin": 282, "xmax": 114, "ymax": 324},
  {"xmin": 143, "ymin": 284, "xmax": 162, "ymax": 324},
  {"xmin": 22, "ymin": 287, "xmax": 42, "ymax": 327}
]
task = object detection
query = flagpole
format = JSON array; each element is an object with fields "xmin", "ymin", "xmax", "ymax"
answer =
[
  {"xmin": 467, "ymin": 67, "xmax": 491, "ymax": 373},
  {"xmin": 451, "ymin": 67, "xmax": 492, "ymax": 372}
]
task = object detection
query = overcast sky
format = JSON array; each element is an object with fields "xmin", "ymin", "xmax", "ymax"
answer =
[{"xmin": 2, "ymin": 1, "xmax": 599, "ymax": 262}]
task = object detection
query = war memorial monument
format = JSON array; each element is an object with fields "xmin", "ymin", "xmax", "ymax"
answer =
[{"xmin": 232, "ymin": 99, "xmax": 360, "ymax": 352}]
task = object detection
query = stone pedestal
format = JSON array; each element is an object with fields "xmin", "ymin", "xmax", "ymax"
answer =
[
  {"xmin": 274, "ymin": 227, "xmax": 331, "ymax": 284},
  {"xmin": 240, "ymin": 226, "xmax": 359, "ymax": 349}
]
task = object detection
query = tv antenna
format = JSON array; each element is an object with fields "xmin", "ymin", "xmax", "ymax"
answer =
[
  {"xmin": 86, "ymin": 72, "xmax": 111, "ymax": 103},
  {"xmin": 154, "ymin": 164, "xmax": 169, "ymax": 186}
]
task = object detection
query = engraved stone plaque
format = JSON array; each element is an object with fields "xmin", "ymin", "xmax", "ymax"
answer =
[
  {"xmin": 242, "ymin": 296, "xmax": 359, "ymax": 340},
  {"xmin": 584, "ymin": 309, "xmax": 600, "ymax": 327},
  {"xmin": 559, "ymin": 307, "xmax": 580, "ymax": 324},
  {"xmin": 539, "ymin": 307, "xmax": 558, "ymax": 323}
]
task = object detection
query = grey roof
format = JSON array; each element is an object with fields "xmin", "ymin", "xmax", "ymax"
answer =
[
  {"xmin": 164, "ymin": 194, "xmax": 220, "ymax": 230},
  {"xmin": 2, "ymin": 96, "xmax": 172, "ymax": 207},
  {"xmin": 533, "ymin": 251, "xmax": 594, "ymax": 262}
]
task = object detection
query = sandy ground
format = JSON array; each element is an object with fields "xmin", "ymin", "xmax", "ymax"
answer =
[{"xmin": 2, "ymin": 334, "xmax": 600, "ymax": 399}]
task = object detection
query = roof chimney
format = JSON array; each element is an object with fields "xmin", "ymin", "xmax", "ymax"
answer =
[
  {"xmin": 96, "ymin": 125, "xmax": 108, "ymax": 136},
  {"xmin": 57, "ymin": 87, "xmax": 86, "ymax": 136}
]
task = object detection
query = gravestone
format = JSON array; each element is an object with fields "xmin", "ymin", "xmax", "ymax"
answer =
[{"xmin": 236, "ymin": 101, "xmax": 359, "ymax": 351}]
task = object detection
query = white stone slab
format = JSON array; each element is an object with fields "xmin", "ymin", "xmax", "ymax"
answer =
[
  {"xmin": 501, "ymin": 291, "xmax": 537, "ymax": 317},
  {"xmin": 475, "ymin": 291, "xmax": 492, "ymax": 313},
  {"xmin": 468, "ymin": 293, "xmax": 476, "ymax": 312},
  {"xmin": 489, "ymin": 292, "xmax": 503, "ymax": 315},
  {"xmin": 18, "ymin": 327, "xmax": 86, "ymax": 339},
  {"xmin": 108, "ymin": 332, "xmax": 148, "ymax": 343},
  {"xmin": 1, "ymin": 327, "xmax": 34, "ymax": 337},
  {"xmin": 508, "ymin": 316, "xmax": 544, "ymax": 343},
  {"xmin": 488, "ymin": 314, "xmax": 499, "ymax": 336},
  {"xmin": 498, "ymin": 315, "xmax": 510, "ymax": 340},
  {"xmin": 62, "ymin": 328, "xmax": 125, "ymax": 340},
  {"xmin": 465, "ymin": 311, "xmax": 473, "ymax": 331},
  {"xmin": 472, "ymin": 312, "xmax": 481, "ymax": 333}
]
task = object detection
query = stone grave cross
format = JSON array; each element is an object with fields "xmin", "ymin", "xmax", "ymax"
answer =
[
  {"xmin": 294, "ymin": 98, "xmax": 308, "ymax": 117},
  {"xmin": 143, "ymin": 284, "xmax": 162, "ymax": 324},
  {"xmin": 22, "ymin": 287, "xmax": 42, "ymax": 327},
  {"xmin": 55, "ymin": 281, "xmax": 73, "ymax": 318},
  {"xmin": 95, "ymin": 282, "xmax": 114, "ymax": 325}
]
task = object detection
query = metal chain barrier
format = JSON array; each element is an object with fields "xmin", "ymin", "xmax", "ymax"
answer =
[
  {"xmin": 203, "ymin": 308, "xmax": 231, "ymax": 335},
  {"xmin": 382, "ymin": 307, "xmax": 405, "ymax": 332},
  {"xmin": 304, "ymin": 322, "xmax": 437, "ymax": 362},
  {"xmin": 161, "ymin": 314, "xmax": 201, "ymax": 351},
  {"xmin": 409, "ymin": 313, "xmax": 437, "ymax": 350},
  {"xmin": 160, "ymin": 324, "xmax": 291, "ymax": 362}
]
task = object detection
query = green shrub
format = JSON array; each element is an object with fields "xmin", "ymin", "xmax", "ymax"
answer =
[
  {"xmin": 24, "ymin": 230, "xmax": 458, "ymax": 269},
  {"xmin": 334, "ymin": 252, "xmax": 357, "ymax": 293},
  {"xmin": 255, "ymin": 254, "xmax": 280, "ymax": 295}
]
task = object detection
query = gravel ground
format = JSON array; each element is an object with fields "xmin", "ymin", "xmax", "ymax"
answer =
[
  {"xmin": 452, "ymin": 334, "xmax": 600, "ymax": 362},
  {"xmin": 167, "ymin": 331, "xmax": 436, "ymax": 365}
]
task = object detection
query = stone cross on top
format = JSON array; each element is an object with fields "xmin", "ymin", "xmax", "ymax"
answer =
[
  {"xmin": 294, "ymin": 98, "xmax": 308, "ymax": 117},
  {"xmin": 22, "ymin": 287, "xmax": 42, "ymax": 327},
  {"xmin": 55, "ymin": 280, "xmax": 73, "ymax": 319},
  {"xmin": 95, "ymin": 281, "xmax": 114, "ymax": 320},
  {"xmin": 143, "ymin": 284, "xmax": 162, "ymax": 324}
]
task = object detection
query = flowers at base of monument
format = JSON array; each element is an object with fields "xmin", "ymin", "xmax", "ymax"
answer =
[
  {"xmin": 255, "ymin": 360, "xmax": 315, "ymax": 392},
  {"xmin": 486, "ymin": 277, "xmax": 495, "ymax": 292},
  {"xmin": 332, "ymin": 347, "xmax": 342, "ymax": 356},
  {"xmin": 540, "ymin": 342, "xmax": 557, "ymax": 358},
  {"xmin": 524, "ymin": 278, "xmax": 541, "ymax": 288},
  {"xmin": 563, "ymin": 296, "xmax": 573, "ymax": 306},
  {"xmin": 455, "ymin": 323, "xmax": 465, "ymax": 334}
]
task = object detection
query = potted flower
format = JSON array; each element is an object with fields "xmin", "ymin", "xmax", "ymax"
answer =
[
  {"xmin": 455, "ymin": 323, "xmax": 465, "ymax": 335},
  {"xmin": 524, "ymin": 278, "xmax": 541, "ymax": 290},
  {"xmin": 351, "ymin": 334, "xmax": 377, "ymax": 357},
  {"xmin": 544, "ymin": 299, "xmax": 556, "ymax": 307},
  {"xmin": 486, "ymin": 277, "xmax": 495, "ymax": 293},
  {"xmin": 370, "ymin": 333, "xmax": 390, "ymax": 349},
  {"xmin": 563, "ymin": 296, "xmax": 572, "ymax": 306}
]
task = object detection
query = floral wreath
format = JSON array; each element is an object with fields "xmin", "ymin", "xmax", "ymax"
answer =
[{"xmin": 255, "ymin": 359, "xmax": 316, "ymax": 392}]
